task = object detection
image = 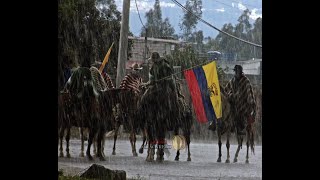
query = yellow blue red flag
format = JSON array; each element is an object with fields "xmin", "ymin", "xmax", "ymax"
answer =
[{"xmin": 184, "ymin": 61, "xmax": 222, "ymax": 125}]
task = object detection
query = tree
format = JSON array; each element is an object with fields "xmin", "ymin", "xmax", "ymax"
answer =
[
  {"xmin": 180, "ymin": 0, "xmax": 202, "ymax": 41},
  {"xmin": 249, "ymin": 17, "xmax": 262, "ymax": 58},
  {"xmin": 215, "ymin": 23, "xmax": 236, "ymax": 58},
  {"xmin": 203, "ymin": 36, "xmax": 219, "ymax": 52},
  {"xmin": 213, "ymin": 9, "xmax": 262, "ymax": 61},
  {"xmin": 161, "ymin": 18, "xmax": 175, "ymax": 37},
  {"xmin": 140, "ymin": 0, "xmax": 176, "ymax": 38},
  {"xmin": 58, "ymin": 0, "xmax": 133, "ymax": 90},
  {"xmin": 191, "ymin": 30, "xmax": 204, "ymax": 52},
  {"xmin": 234, "ymin": 9, "xmax": 252, "ymax": 60}
]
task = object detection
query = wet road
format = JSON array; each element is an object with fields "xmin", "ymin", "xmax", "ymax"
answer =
[{"xmin": 58, "ymin": 139, "xmax": 262, "ymax": 179}]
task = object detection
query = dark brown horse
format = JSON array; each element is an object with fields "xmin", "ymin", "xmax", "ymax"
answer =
[
  {"xmin": 136, "ymin": 80, "xmax": 181, "ymax": 162},
  {"xmin": 172, "ymin": 101, "xmax": 193, "ymax": 161},
  {"xmin": 110, "ymin": 86, "xmax": 148, "ymax": 157},
  {"xmin": 213, "ymin": 86, "xmax": 255, "ymax": 163},
  {"xmin": 58, "ymin": 67, "xmax": 110, "ymax": 161},
  {"xmin": 58, "ymin": 91, "xmax": 72, "ymax": 158}
]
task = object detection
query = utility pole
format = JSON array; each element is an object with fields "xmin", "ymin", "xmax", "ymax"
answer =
[
  {"xmin": 116, "ymin": 0, "xmax": 130, "ymax": 88},
  {"xmin": 144, "ymin": 28, "xmax": 149, "ymax": 81}
]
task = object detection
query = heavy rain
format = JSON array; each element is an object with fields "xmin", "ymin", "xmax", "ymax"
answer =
[{"xmin": 58, "ymin": 0, "xmax": 262, "ymax": 179}]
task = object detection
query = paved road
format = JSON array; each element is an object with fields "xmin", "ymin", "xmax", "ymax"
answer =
[{"xmin": 58, "ymin": 139, "xmax": 262, "ymax": 179}]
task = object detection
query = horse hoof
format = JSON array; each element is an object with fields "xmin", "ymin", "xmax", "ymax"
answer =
[
  {"xmin": 146, "ymin": 158, "xmax": 154, "ymax": 162},
  {"xmin": 174, "ymin": 157, "xmax": 179, "ymax": 161},
  {"xmin": 59, "ymin": 152, "xmax": 64, "ymax": 158},
  {"xmin": 112, "ymin": 151, "xmax": 116, "ymax": 155},
  {"xmin": 133, "ymin": 152, "xmax": 138, "ymax": 157},
  {"xmin": 225, "ymin": 159, "xmax": 230, "ymax": 163},
  {"xmin": 233, "ymin": 159, "xmax": 238, "ymax": 163},
  {"xmin": 87, "ymin": 155, "xmax": 93, "ymax": 161},
  {"xmin": 156, "ymin": 157, "xmax": 164, "ymax": 162},
  {"xmin": 217, "ymin": 158, "xmax": 221, "ymax": 163},
  {"xmin": 187, "ymin": 157, "xmax": 191, "ymax": 161},
  {"xmin": 66, "ymin": 153, "xmax": 71, "ymax": 158},
  {"xmin": 79, "ymin": 152, "xmax": 84, "ymax": 157},
  {"xmin": 139, "ymin": 148, "xmax": 144, "ymax": 154},
  {"xmin": 245, "ymin": 159, "xmax": 249, "ymax": 164}
]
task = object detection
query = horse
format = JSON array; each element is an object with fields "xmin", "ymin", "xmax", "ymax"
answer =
[
  {"xmin": 58, "ymin": 67, "xmax": 108, "ymax": 161},
  {"xmin": 78, "ymin": 67, "xmax": 116, "ymax": 158},
  {"xmin": 136, "ymin": 77, "xmax": 181, "ymax": 162},
  {"xmin": 110, "ymin": 72, "xmax": 148, "ymax": 157},
  {"xmin": 58, "ymin": 91, "xmax": 72, "ymax": 158},
  {"xmin": 172, "ymin": 97, "xmax": 193, "ymax": 161},
  {"xmin": 213, "ymin": 86, "xmax": 255, "ymax": 163}
]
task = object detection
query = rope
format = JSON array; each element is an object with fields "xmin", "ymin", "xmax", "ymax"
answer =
[{"xmin": 152, "ymin": 59, "xmax": 215, "ymax": 83}]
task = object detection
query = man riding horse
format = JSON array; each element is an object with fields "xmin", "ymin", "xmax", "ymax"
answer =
[{"xmin": 138, "ymin": 52, "xmax": 181, "ymax": 162}]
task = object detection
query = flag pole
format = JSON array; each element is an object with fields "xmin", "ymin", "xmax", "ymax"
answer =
[{"xmin": 99, "ymin": 42, "xmax": 114, "ymax": 73}]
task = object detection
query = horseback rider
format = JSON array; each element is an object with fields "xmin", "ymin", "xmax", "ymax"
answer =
[
  {"xmin": 141, "ymin": 52, "xmax": 176, "ymax": 93},
  {"xmin": 139, "ymin": 52, "xmax": 180, "ymax": 127},
  {"xmin": 120, "ymin": 63, "xmax": 143, "ymax": 95},
  {"xmin": 118, "ymin": 63, "xmax": 143, "ymax": 131},
  {"xmin": 223, "ymin": 65, "xmax": 256, "ymax": 135}
]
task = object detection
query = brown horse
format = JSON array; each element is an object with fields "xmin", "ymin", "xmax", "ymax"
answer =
[
  {"xmin": 58, "ymin": 91, "xmax": 72, "ymax": 158},
  {"xmin": 110, "ymin": 86, "xmax": 148, "ymax": 157},
  {"xmin": 136, "ymin": 80, "xmax": 181, "ymax": 162},
  {"xmin": 78, "ymin": 67, "xmax": 116, "ymax": 158},
  {"xmin": 172, "ymin": 101, "xmax": 193, "ymax": 161},
  {"xmin": 58, "ymin": 67, "xmax": 109, "ymax": 161},
  {"xmin": 213, "ymin": 86, "xmax": 255, "ymax": 163}
]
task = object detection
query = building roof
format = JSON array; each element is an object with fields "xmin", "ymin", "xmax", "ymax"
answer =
[{"xmin": 128, "ymin": 36, "xmax": 184, "ymax": 44}]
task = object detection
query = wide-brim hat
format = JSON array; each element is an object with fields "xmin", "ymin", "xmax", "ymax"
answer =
[
  {"xmin": 130, "ymin": 63, "xmax": 143, "ymax": 71},
  {"xmin": 148, "ymin": 52, "xmax": 160, "ymax": 61},
  {"xmin": 233, "ymin": 65, "xmax": 243, "ymax": 72}
]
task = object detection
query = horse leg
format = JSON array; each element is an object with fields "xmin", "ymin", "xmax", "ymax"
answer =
[
  {"xmin": 156, "ymin": 128, "xmax": 165, "ymax": 162},
  {"xmin": 225, "ymin": 131, "xmax": 231, "ymax": 163},
  {"xmin": 185, "ymin": 130, "xmax": 191, "ymax": 161},
  {"xmin": 86, "ymin": 128, "xmax": 95, "ymax": 161},
  {"xmin": 79, "ymin": 128, "xmax": 85, "ymax": 157},
  {"xmin": 112, "ymin": 122, "xmax": 120, "ymax": 155},
  {"xmin": 65, "ymin": 126, "xmax": 71, "ymax": 158},
  {"xmin": 233, "ymin": 135, "xmax": 243, "ymax": 163},
  {"xmin": 96, "ymin": 129, "xmax": 106, "ymax": 161},
  {"xmin": 174, "ymin": 128, "xmax": 180, "ymax": 161},
  {"xmin": 156, "ymin": 138, "xmax": 165, "ymax": 162},
  {"xmin": 101, "ymin": 135, "xmax": 105, "ymax": 158},
  {"xmin": 146, "ymin": 128, "xmax": 155, "ymax": 162},
  {"xmin": 130, "ymin": 131, "xmax": 138, "ymax": 156},
  {"xmin": 139, "ymin": 128, "xmax": 147, "ymax": 154},
  {"xmin": 246, "ymin": 130, "xmax": 250, "ymax": 164},
  {"xmin": 217, "ymin": 128, "xmax": 222, "ymax": 163},
  {"xmin": 156, "ymin": 143, "xmax": 164, "ymax": 162},
  {"xmin": 93, "ymin": 133, "xmax": 97, "ymax": 157},
  {"xmin": 146, "ymin": 140, "xmax": 155, "ymax": 162},
  {"xmin": 59, "ymin": 127, "xmax": 64, "ymax": 157}
]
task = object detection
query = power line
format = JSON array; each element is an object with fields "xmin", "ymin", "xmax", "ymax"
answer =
[
  {"xmin": 213, "ymin": 0, "xmax": 260, "ymax": 11},
  {"xmin": 212, "ymin": 0, "xmax": 235, "ymax": 9},
  {"xmin": 170, "ymin": 0, "xmax": 262, "ymax": 48},
  {"xmin": 134, "ymin": 0, "xmax": 146, "ymax": 30},
  {"xmin": 223, "ymin": 0, "xmax": 259, "ymax": 9}
]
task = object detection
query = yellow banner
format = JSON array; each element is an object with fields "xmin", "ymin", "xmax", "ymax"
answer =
[
  {"xmin": 202, "ymin": 61, "xmax": 222, "ymax": 119},
  {"xmin": 99, "ymin": 42, "xmax": 114, "ymax": 73}
]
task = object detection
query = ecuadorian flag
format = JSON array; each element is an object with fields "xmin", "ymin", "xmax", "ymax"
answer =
[{"xmin": 184, "ymin": 61, "xmax": 222, "ymax": 124}]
